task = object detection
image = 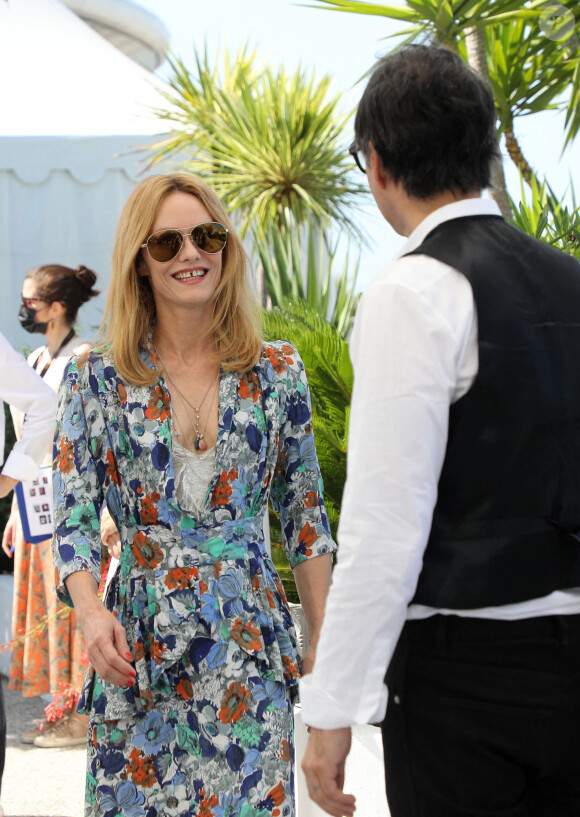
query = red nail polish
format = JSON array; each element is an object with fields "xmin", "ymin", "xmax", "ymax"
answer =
[
  {"xmin": 125, "ymin": 652, "xmax": 133, "ymax": 660},
  {"xmin": 127, "ymin": 679, "xmax": 135, "ymax": 687}
]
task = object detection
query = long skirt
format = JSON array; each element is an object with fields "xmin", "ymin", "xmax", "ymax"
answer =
[
  {"xmin": 85, "ymin": 636, "xmax": 295, "ymax": 817},
  {"xmin": 8, "ymin": 513, "xmax": 87, "ymax": 698}
]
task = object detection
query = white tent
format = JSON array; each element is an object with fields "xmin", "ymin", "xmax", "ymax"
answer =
[{"xmin": 0, "ymin": 0, "xmax": 169, "ymax": 347}]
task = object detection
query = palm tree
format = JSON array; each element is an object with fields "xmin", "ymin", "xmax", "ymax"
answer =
[
  {"xmin": 308, "ymin": 0, "xmax": 579, "ymax": 221},
  {"xmin": 149, "ymin": 47, "xmax": 367, "ymax": 241}
]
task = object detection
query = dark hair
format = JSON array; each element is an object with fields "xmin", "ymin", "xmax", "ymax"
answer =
[
  {"xmin": 354, "ymin": 44, "xmax": 500, "ymax": 198},
  {"xmin": 25, "ymin": 264, "xmax": 100, "ymax": 324}
]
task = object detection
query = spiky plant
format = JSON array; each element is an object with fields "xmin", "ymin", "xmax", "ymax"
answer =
[
  {"xmin": 263, "ymin": 300, "xmax": 353, "ymax": 600},
  {"xmin": 149, "ymin": 47, "xmax": 367, "ymax": 240},
  {"xmin": 253, "ymin": 209, "xmax": 360, "ymax": 338}
]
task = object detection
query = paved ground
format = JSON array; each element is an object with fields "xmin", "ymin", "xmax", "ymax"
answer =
[{"xmin": 1, "ymin": 678, "xmax": 85, "ymax": 817}]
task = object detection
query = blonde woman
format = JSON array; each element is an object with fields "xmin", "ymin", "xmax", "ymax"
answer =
[{"xmin": 52, "ymin": 174, "xmax": 334, "ymax": 816}]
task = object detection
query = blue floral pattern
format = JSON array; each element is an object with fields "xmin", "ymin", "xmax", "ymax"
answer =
[{"xmin": 53, "ymin": 341, "xmax": 335, "ymax": 817}]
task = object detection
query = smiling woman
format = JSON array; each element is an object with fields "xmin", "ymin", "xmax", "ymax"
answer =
[{"xmin": 51, "ymin": 173, "xmax": 336, "ymax": 817}]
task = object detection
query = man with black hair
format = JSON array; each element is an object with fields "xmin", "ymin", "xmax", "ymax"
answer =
[{"xmin": 300, "ymin": 44, "xmax": 580, "ymax": 817}]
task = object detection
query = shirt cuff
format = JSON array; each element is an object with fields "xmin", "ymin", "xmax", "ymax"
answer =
[
  {"xmin": 299, "ymin": 674, "xmax": 389, "ymax": 729},
  {"xmin": 2, "ymin": 450, "xmax": 41, "ymax": 482}
]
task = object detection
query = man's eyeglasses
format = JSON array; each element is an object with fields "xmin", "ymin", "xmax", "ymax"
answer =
[
  {"xmin": 349, "ymin": 142, "xmax": 366, "ymax": 174},
  {"xmin": 141, "ymin": 222, "xmax": 228, "ymax": 264}
]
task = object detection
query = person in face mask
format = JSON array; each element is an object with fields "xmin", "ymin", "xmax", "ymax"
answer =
[{"xmin": 3, "ymin": 263, "xmax": 99, "ymax": 748}]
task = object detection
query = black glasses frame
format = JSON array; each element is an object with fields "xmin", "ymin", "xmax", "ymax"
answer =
[
  {"xmin": 349, "ymin": 142, "xmax": 366, "ymax": 174},
  {"xmin": 141, "ymin": 222, "xmax": 228, "ymax": 263}
]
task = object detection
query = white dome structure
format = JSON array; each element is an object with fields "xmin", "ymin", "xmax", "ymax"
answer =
[
  {"xmin": 60, "ymin": 0, "xmax": 169, "ymax": 71},
  {"xmin": 0, "ymin": 0, "xmax": 170, "ymax": 347}
]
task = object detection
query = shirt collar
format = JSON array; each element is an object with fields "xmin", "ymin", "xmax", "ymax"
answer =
[{"xmin": 397, "ymin": 198, "xmax": 502, "ymax": 258}]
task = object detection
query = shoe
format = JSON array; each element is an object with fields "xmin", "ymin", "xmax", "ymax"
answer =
[
  {"xmin": 21, "ymin": 717, "xmax": 60, "ymax": 744},
  {"xmin": 33, "ymin": 712, "xmax": 89, "ymax": 748}
]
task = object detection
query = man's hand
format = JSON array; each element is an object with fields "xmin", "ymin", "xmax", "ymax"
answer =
[
  {"xmin": 0, "ymin": 474, "xmax": 18, "ymax": 500},
  {"xmin": 302, "ymin": 726, "xmax": 356, "ymax": 817}
]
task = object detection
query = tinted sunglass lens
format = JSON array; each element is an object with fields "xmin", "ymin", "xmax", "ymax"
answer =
[
  {"xmin": 191, "ymin": 223, "xmax": 227, "ymax": 253},
  {"xmin": 147, "ymin": 230, "xmax": 183, "ymax": 262}
]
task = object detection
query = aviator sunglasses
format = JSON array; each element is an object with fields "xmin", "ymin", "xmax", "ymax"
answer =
[{"xmin": 141, "ymin": 222, "xmax": 228, "ymax": 263}]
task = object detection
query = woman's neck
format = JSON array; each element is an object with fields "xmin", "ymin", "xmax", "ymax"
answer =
[
  {"xmin": 153, "ymin": 312, "xmax": 217, "ymax": 366},
  {"xmin": 45, "ymin": 322, "xmax": 74, "ymax": 357}
]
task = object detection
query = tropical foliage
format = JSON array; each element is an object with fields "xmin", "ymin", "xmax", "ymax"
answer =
[
  {"xmin": 510, "ymin": 177, "xmax": 580, "ymax": 259},
  {"xmin": 254, "ymin": 211, "xmax": 360, "ymax": 337},
  {"xmin": 309, "ymin": 0, "xmax": 580, "ymax": 229},
  {"xmin": 149, "ymin": 48, "xmax": 366, "ymax": 240},
  {"xmin": 262, "ymin": 300, "xmax": 354, "ymax": 600}
]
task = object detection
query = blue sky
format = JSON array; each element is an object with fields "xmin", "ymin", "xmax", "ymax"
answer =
[{"xmin": 138, "ymin": 0, "xmax": 579, "ymax": 292}]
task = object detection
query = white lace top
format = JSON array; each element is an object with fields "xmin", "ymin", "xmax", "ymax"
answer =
[{"xmin": 172, "ymin": 438, "xmax": 216, "ymax": 516}]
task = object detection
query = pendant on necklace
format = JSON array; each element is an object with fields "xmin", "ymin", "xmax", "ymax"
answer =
[{"xmin": 196, "ymin": 437, "xmax": 208, "ymax": 451}]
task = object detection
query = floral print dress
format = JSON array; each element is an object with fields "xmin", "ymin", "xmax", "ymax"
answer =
[{"xmin": 52, "ymin": 341, "xmax": 335, "ymax": 817}]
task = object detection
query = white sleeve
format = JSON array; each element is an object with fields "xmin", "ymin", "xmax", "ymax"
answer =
[
  {"xmin": 0, "ymin": 331, "xmax": 58, "ymax": 481},
  {"xmin": 299, "ymin": 257, "xmax": 476, "ymax": 728}
]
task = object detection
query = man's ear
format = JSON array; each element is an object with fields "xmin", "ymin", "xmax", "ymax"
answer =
[{"xmin": 368, "ymin": 145, "xmax": 390, "ymax": 190}]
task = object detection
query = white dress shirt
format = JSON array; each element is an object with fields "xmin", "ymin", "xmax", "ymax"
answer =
[
  {"xmin": 299, "ymin": 198, "xmax": 580, "ymax": 730},
  {"xmin": 0, "ymin": 330, "xmax": 57, "ymax": 481}
]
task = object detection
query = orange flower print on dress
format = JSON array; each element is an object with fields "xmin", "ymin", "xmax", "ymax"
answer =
[
  {"xmin": 145, "ymin": 385, "xmax": 170, "ymax": 422},
  {"xmin": 211, "ymin": 469, "xmax": 237, "ymax": 506},
  {"xmin": 164, "ymin": 566, "xmax": 198, "ymax": 590},
  {"xmin": 239, "ymin": 371, "xmax": 261, "ymax": 402},
  {"xmin": 131, "ymin": 531, "xmax": 164, "ymax": 570},
  {"xmin": 117, "ymin": 382, "xmax": 128, "ymax": 405},
  {"xmin": 198, "ymin": 790, "xmax": 219, "ymax": 817},
  {"xmin": 298, "ymin": 521, "xmax": 318, "ymax": 557},
  {"xmin": 176, "ymin": 678, "xmax": 194, "ymax": 700},
  {"xmin": 263, "ymin": 344, "xmax": 295, "ymax": 374},
  {"xmin": 151, "ymin": 639, "xmax": 167, "ymax": 665},
  {"xmin": 267, "ymin": 781, "xmax": 286, "ymax": 808},
  {"xmin": 280, "ymin": 739, "xmax": 291, "ymax": 762},
  {"xmin": 106, "ymin": 449, "xmax": 122, "ymax": 486},
  {"xmin": 282, "ymin": 654, "xmax": 300, "ymax": 682},
  {"xmin": 126, "ymin": 747, "xmax": 157, "ymax": 788},
  {"xmin": 218, "ymin": 681, "xmax": 251, "ymax": 724},
  {"xmin": 230, "ymin": 618, "xmax": 263, "ymax": 653},
  {"xmin": 304, "ymin": 491, "xmax": 318, "ymax": 509},
  {"xmin": 56, "ymin": 436, "xmax": 75, "ymax": 474},
  {"xmin": 140, "ymin": 491, "xmax": 160, "ymax": 524}
]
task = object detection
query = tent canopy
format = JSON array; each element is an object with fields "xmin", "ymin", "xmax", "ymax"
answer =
[{"xmin": 0, "ymin": 0, "xmax": 171, "ymax": 347}]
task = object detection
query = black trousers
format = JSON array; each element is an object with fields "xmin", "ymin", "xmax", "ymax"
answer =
[{"xmin": 381, "ymin": 614, "xmax": 580, "ymax": 817}]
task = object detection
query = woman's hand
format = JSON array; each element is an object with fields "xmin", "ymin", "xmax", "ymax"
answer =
[
  {"xmin": 65, "ymin": 571, "xmax": 135, "ymax": 688},
  {"xmin": 100, "ymin": 506, "xmax": 121, "ymax": 559},
  {"xmin": 1, "ymin": 509, "xmax": 19, "ymax": 557},
  {"xmin": 77, "ymin": 603, "xmax": 136, "ymax": 688}
]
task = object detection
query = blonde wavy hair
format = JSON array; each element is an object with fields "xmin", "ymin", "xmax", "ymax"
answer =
[{"xmin": 99, "ymin": 173, "xmax": 262, "ymax": 386}]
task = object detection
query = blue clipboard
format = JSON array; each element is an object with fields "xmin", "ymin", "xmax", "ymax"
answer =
[{"xmin": 14, "ymin": 465, "xmax": 54, "ymax": 544}]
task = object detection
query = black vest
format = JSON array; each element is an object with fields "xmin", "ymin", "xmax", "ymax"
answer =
[{"xmin": 407, "ymin": 215, "xmax": 580, "ymax": 608}]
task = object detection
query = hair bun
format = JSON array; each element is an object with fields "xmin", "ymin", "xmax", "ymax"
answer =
[{"xmin": 75, "ymin": 265, "xmax": 98, "ymax": 290}]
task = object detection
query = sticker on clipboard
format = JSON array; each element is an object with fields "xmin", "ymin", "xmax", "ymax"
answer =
[{"xmin": 14, "ymin": 465, "xmax": 53, "ymax": 544}]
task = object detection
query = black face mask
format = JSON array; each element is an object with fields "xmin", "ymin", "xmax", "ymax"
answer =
[{"xmin": 18, "ymin": 303, "xmax": 48, "ymax": 334}]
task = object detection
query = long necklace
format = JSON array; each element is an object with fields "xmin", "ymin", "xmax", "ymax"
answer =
[
  {"xmin": 33, "ymin": 328, "xmax": 76, "ymax": 379},
  {"xmin": 155, "ymin": 349, "xmax": 220, "ymax": 452}
]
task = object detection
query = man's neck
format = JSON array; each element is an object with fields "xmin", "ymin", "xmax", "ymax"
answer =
[{"xmin": 400, "ymin": 191, "xmax": 481, "ymax": 237}]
